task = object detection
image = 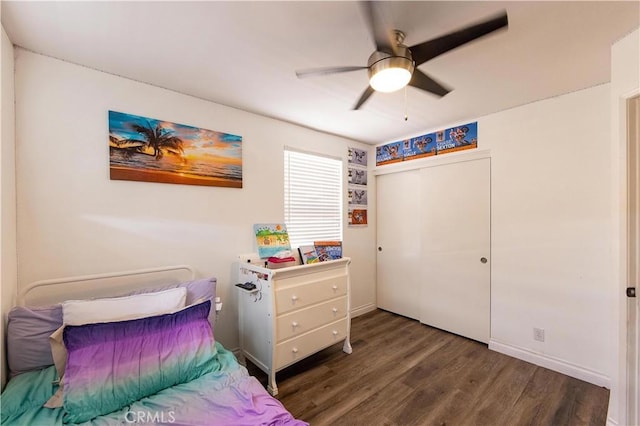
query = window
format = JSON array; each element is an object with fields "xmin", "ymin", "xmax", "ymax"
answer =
[{"xmin": 284, "ymin": 148, "xmax": 343, "ymax": 248}]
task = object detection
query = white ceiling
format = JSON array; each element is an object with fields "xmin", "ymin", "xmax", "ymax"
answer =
[{"xmin": 2, "ymin": 1, "xmax": 638, "ymax": 145}]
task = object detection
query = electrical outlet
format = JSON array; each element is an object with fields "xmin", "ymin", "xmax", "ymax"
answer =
[{"xmin": 533, "ymin": 327, "xmax": 545, "ymax": 342}]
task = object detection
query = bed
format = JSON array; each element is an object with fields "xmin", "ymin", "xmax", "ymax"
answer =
[{"xmin": 1, "ymin": 265, "xmax": 307, "ymax": 425}]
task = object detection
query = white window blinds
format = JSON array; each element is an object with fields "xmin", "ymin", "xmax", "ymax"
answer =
[{"xmin": 284, "ymin": 148, "xmax": 343, "ymax": 249}]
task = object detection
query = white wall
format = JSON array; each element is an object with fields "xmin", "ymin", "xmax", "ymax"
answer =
[
  {"xmin": 483, "ymin": 84, "xmax": 613, "ymax": 386},
  {"xmin": 372, "ymin": 27, "xmax": 635, "ymax": 425},
  {"xmin": 375, "ymin": 82, "xmax": 615, "ymax": 387},
  {"xmin": 610, "ymin": 28, "xmax": 639, "ymax": 426},
  {"xmin": 13, "ymin": 49, "xmax": 376, "ymax": 349},
  {"xmin": 0, "ymin": 23, "xmax": 17, "ymax": 390}
]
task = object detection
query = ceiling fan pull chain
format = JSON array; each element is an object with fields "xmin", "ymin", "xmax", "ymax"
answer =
[{"xmin": 404, "ymin": 85, "xmax": 408, "ymax": 121}]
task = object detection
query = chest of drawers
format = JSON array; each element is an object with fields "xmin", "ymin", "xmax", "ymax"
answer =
[{"xmin": 237, "ymin": 258, "xmax": 352, "ymax": 396}]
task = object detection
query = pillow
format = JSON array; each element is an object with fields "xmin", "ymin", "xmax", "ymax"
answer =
[
  {"xmin": 6, "ymin": 277, "xmax": 216, "ymax": 377},
  {"xmin": 61, "ymin": 300, "xmax": 217, "ymax": 424},
  {"xmin": 6, "ymin": 305, "xmax": 62, "ymax": 376},
  {"xmin": 127, "ymin": 277, "xmax": 216, "ymax": 307},
  {"xmin": 48, "ymin": 287, "xmax": 186, "ymax": 399},
  {"xmin": 62, "ymin": 287, "xmax": 186, "ymax": 326}
]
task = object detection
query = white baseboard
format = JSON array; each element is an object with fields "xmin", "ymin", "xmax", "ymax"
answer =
[
  {"xmin": 230, "ymin": 347, "xmax": 242, "ymax": 361},
  {"xmin": 351, "ymin": 303, "xmax": 377, "ymax": 318},
  {"xmin": 488, "ymin": 339, "xmax": 610, "ymax": 388},
  {"xmin": 606, "ymin": 415, "xmax": 618, "ymax": 426}
]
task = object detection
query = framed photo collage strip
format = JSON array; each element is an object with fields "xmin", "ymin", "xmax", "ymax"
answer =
[{"xmin": 347, "ymin": 147, "xmax": 368, "ymax": 226}]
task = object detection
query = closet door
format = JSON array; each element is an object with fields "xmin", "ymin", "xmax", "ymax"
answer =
[
  {"xmin": 376, "ymin": 170, "xmax": 421, "ymax": 320},
  {"xmin": 420, "ymin": 158, "xmax": 490, "ymax": 343}
]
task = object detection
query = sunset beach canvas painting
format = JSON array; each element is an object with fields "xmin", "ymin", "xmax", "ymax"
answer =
[{"xmin": 109, "ymin": 111, "xmax": 242, "ymax": 188}]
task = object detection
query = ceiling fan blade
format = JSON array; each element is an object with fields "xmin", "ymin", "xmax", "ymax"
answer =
[
  {"xmin": 361, "ymin": 1, "xmax": 396, "ymax": 55},
  {"xmin": 353, "ymin": 86, "xmax": 375, "ymax": 110},
  {"xmin": 408, "ymin": 69, "xmax": 451, "ymax": 97},
  {"xmin": 409, "ymin": 11, "xmax": 508, "ymax": 66},
  {"xmin": 296, "ymin": 66, "xmax": 368, "ymax": 79}
]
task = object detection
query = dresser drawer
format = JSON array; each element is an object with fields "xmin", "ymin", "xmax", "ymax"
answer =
[
  {"xmin": 276, "ymin": 296, "xmax": 347, "ymax": 343},
  {"xmin": 275, "ymin": 318, "xmax": 348, "ymax": 370},
  {"xmin": 275, "ymin": 275, "xmax": 347, "ymax": 314}
]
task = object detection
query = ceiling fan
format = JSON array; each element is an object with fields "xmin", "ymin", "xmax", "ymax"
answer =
[{"xmin": 295, "ymin": 2, "xmax": 508, "ymax": 110}]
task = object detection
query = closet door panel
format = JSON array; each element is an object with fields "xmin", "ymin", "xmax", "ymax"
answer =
[
  {"xmin": 376, "ymin": 170, "xmax": 421, "ymax": 320},
  {"xmin": 420, "ymin": 158, "xmax": 490, "ymax": 343}
]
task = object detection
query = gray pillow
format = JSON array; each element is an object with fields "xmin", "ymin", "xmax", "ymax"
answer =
[
  {"xmin": 6, "ymin": 277, "xmax": 216, "ymax": 377},
  {"xmin": 7, "ymin": 304, "xmax": 62, "ymax": 377}
]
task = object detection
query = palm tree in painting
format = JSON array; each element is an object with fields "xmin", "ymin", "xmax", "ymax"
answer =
[
  {"xmin": 115, "ymin": 121, "xmax": 184, "ymax": 160},
  {"xmin": 131, "ymin": 121, "xmax": 184, "ymax": 159}
]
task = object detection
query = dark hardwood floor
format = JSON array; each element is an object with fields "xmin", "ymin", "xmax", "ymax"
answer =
[{"xmin": 246, "ymin": 309, "xmax": 609, "ymax": 426}]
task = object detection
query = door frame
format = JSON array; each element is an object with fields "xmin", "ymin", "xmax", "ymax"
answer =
[
  {"xmin": 616, "ymin": 87, "xmax": 640, "ymax": 426},
  {"xmin": 626, "ymin": 93, "xmax": 640, "ymax": 426},
  {"xmin": 373, "ymin": 148, "xmax": 492, "ymax": 177}
]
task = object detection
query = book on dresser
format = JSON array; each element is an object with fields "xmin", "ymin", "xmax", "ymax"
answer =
[
  {"xmin": 236, "ymin": 257, "xmax": 352, "ymax": 396},
  {"xmin": 313, "ymin": 240, "xmax": 342, "ymax": 261},
  {"xmin": 297, "ymin": 245, "xmax": 319, "ymax": 264}
]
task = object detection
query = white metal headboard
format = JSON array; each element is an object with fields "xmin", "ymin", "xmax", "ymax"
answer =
[{"xmin": 18, "ymin": 265, "xmax": 195, "ymax": 307}]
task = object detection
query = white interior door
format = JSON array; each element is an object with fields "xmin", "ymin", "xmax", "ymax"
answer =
[
  {"xmin": 420, "ymin": 157, "xmax": 491, "ymax": 343},
  {"xmin": 627, "ymin": 94, "xmax": 639, "ymax": 426},
  {"xmin": 376, "ymin": 170, "xmax": 421, "ymax": 320}
]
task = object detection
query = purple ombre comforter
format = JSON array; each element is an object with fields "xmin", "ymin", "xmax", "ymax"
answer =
[{"xmin": 1, "ymin": 342, "xmax": 307, "ymax": 426}]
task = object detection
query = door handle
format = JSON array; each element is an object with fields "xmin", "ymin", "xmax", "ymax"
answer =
[
  {"xmin": 628, "ymin": 287, "xmax": 637, "ymax": 298},
  {"xmin": 480, "ymin": 257, "xmax": 488, "ymax": 264}
]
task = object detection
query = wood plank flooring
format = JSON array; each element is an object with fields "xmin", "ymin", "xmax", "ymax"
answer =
[{"xmin": 245, "ymin": 309, "xmax": 609, "ymax": 426}]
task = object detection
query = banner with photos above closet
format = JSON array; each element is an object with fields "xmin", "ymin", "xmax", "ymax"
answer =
[{"xmin": 376, "ymin": 121, "xmax": 478, "ymax": 166}]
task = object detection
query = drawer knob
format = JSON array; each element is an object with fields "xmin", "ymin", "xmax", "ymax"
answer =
[
  {"xmin": 292, "ymin": 321, "xmax": 299, "ymax": 328},
  {"xmin": 332, "ymin": 308, "xmax": 338, "ymax": 313},
  {"xmin": 332, "ymin": 285, "xmax": 338, "ymax": 291},
  {"xmin": 332, "ymin": 330, "xmax": 339, "ymax": 336},
  {"xmin": 292, "ymin": 347, "xmax": 299, "ymax": 354},
  {"xmin": 291, "ymin": 295, "xmax": 299, "ymax": 302}
]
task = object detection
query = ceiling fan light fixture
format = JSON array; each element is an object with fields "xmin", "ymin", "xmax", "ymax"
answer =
[
  {"xmin": 367, "ymin": 48, "xmax": 415, "ymax": 93},
  {"xmin": 369, "ymin": 65, "xmax": 412, "ymax": 93}
]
